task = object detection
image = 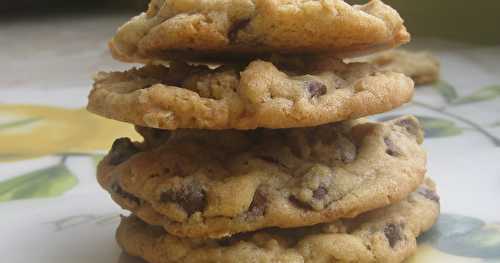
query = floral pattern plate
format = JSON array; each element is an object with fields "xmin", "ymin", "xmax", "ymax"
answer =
[{"xmin": 1, "ymin": 15, "xmax": 499, "ymax": 263}]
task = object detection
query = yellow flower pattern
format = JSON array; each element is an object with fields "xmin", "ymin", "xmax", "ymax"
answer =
[
  {"xmin": 0, "ymin": 104, "xmax": 141, "ymax": 162},
  {"xmin": 407, "ymin": 244, "xmax": 483, "ymax": 263},
  {"xmin": 1, "ymin": 103, "xmax": 499, "ymax": 262}
]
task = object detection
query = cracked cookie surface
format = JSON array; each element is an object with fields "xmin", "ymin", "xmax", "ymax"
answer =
[
  {"xmin": 98, "ymin": 116, "xmax": 426, "ymax": 238},
  {"xmin": 87, "ymin": 57, "xmax": 414, "ymax": 130},
  {"xmin": 116, "ymin": 179, "xmax": 439, "ymax": 263},
  {"xmin": 110, "ymin": 0, "xmax": 410, "ymax": 63}
]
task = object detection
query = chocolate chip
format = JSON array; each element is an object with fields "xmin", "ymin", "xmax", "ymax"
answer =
[
  {"xmin": 288, "ymin": 196, "xmax": 311, "ymax": 210},
  {"xmin": 313, "ymin": 186, "xmax": 328, "ymax": 200},
  {"xmin": 182, "ymin": 189, "xmax": 206, "ymax": 215},
  {"xmin": 396, "ymin": 118, "xmax": 420, "ymax": 137},
  {"xmin": 384, "ymin": 137, "xmax": 400, "ymax": 157},
  {"xmin": 306, "ymin": 81, "xmax": 327, "ymax": 98},
  {"xmin": 160, "ymin": 184, "xmax": 206, "ymax": 216},
  {"xmin": 247, "ymin": 190, "xmax": 267, "ymax": 217},
  {"xmin": 108, "ymin": 138, "xmax": 140, "ymax": 165},
  {"xmin": 384, "ymin": 223, "xmax": 403, "ymax": 248},
  {"xmin": 417, "ymin": 187, "xmax": 440, "ymax": 202},
  {"xmin": 228, "ymin": 19, "xmax": 250, "ymax": 42},
  {"xmin": 110, "ymin": 183, "xmax": 140, "ymax": 205}
]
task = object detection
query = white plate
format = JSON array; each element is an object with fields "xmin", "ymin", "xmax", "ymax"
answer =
[{"xmin": 0, "ymin": 17, "xmax": 499, "ymax": 262}]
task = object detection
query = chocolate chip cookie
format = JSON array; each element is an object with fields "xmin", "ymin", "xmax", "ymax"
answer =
[
  {"xmin": 351, "ymin": 50, "xmax": 440, "ymax": 85},
  {"xmin": 116, "ymin": 179, "xmax": 439, "ymax": 263},
  {"xmin": 98, "ymin": 115, "xmax": 426, "ymax": 238},
  {"xmin": 87, "ymin": 57, "xmax": 414, "ymax": 130},
  {"xmin": 110, "ymin": 0, "xmax": 410, "ymax": 63}
]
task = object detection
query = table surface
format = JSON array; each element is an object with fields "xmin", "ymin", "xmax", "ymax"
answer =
[{"xmin": 1, "ymin": 14, "xmax": 500, "ymax": 263}]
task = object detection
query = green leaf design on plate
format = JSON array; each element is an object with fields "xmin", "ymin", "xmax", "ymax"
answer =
[
  {"xmin": 433, "ymin": 80, "xmax": 459, "ymax": 103},
  {"xmin": 420, "ymin": 214, "xmax": 500, "ymax": 258},
  {"xmin": 48, "ymin": 214, "xmax": 99, "ymax": 231},
  {"xmin": 46, "ymin": 213, "xmax": 120, "ymax": 232},
  {"xmin": 0, "ymin": 117, "xmax": 41, "ymax": 130},
  {"xmin": 92, "ymin": 154, "xmax": 105, "ymax": 168},
  {"xmin": 452, "ymin": 85, "xmax": 500, "ymax": 105},
  {"xmin": 0, "ymin": 163, "xmax": 78, "ymax": 202},
  {"xmin": 94, "ymin": 213, "xmax": 120, "ymax": 226},
  {"xmin": 379, "ymin": 115, "xmax": 463, "ymax": 138},
  {"xmin": 417, "ymin": 116, "xmax": 463, "ymax": 138},
  {"xmin": 420, "ymin": 214, "xmax": 485, "ymax": 242}
]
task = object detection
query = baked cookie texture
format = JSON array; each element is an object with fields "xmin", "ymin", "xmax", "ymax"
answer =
[
  {"xmin": 351, "ymin": 50, "xmax": 440, "ymax": 85},
  {"xmin": 116, "ymin": 179, "xmax": 439, "ymax": 263},
  {"xmin": 109, "ymin": 0, "xmax": 410, "ymax": 63},
  {"xmin": 87, "ymin": 0, "xmax": 440, "ymax": 260},
  {"xmin": 98, "ymin": 116, "xmax": 426, "ymax": 238},
  {"xmin": 87, "ymin": 57, "xmax": 414, "ymax": 130}
]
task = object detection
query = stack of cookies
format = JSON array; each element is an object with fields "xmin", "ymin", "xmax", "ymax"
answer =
[{"xmin": 88, "ymin": 0, "xmax": 440, "ymax": 262}]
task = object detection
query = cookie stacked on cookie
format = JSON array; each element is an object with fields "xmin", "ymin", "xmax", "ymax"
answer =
[{"xmin": 88, "ymin": 1, "xmax": 440, "ymax": 262}]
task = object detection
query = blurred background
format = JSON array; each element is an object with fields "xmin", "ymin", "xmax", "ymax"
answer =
[
  {"xmin": 1, "ymin": 0, "xmax": 499, "ymax": 45},
  {"xmin": 1, "ymin": 0, "xmax": 499, "ymax": 96},
  {"xmin": 1, "ymin": 2, "xmax": 500, "ymax": 263}
]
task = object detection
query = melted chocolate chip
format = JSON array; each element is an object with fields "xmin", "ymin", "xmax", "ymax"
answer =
[
  {"xmin": 306, "ymin": 81, "xmax": 327, "ymax": 98},
  {"xmin": 384, "ymin": 223, "xmax": 403, "ymax": 248},
  {"xmin": 417, "ymin": 187, "xmax": 440, "ymax": 202},
  {"xmin": 247, "ymin": 190, "xmax": 267, "ymax": 217},
  {"xmin": 288, "ymin": 196, "xmax": 311, "ymax": 210},
  {"xmin": 110, "ymin": 183, "xmax": 140, "ymax": 205},
  {"xmin": 384, "ymin": 137, "xmax": 400, "ymax": 157},
  {"xmin": 160, "ymin": 184, "xmax": 206, "ymax": 216},
  {"xmin": 108, "ymin": 138, "xmax": 140, "ymax": 165},
  {"xmin": 396, "ymin": 118, "xmax": 420, "ymax": 137},
  {"xmin": 228, "ymin": 19, "xmax": 250, "ymax": 42},
  {"xmin": 313, "ymin": 186, "xmax": 328, "ymax": 200}
]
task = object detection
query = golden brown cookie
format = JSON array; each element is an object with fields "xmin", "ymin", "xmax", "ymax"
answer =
[
  {"xmin": 98, "ymin": 116, "xmax": 426, "ymax": 238},
  {"xmin": 109, "ymin": 0, "xmax": 410, "ymax": 63},
  {"xmin": 351, "ymin": 50, "xmax": 440, "ymax": 85},
  {"xmin": 116, "ymin": 179, "xmax": 439, "ymax": 263},
  {"xmin": 87, "ymin": 57, "xmax": 414, "ymax": 130}
]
